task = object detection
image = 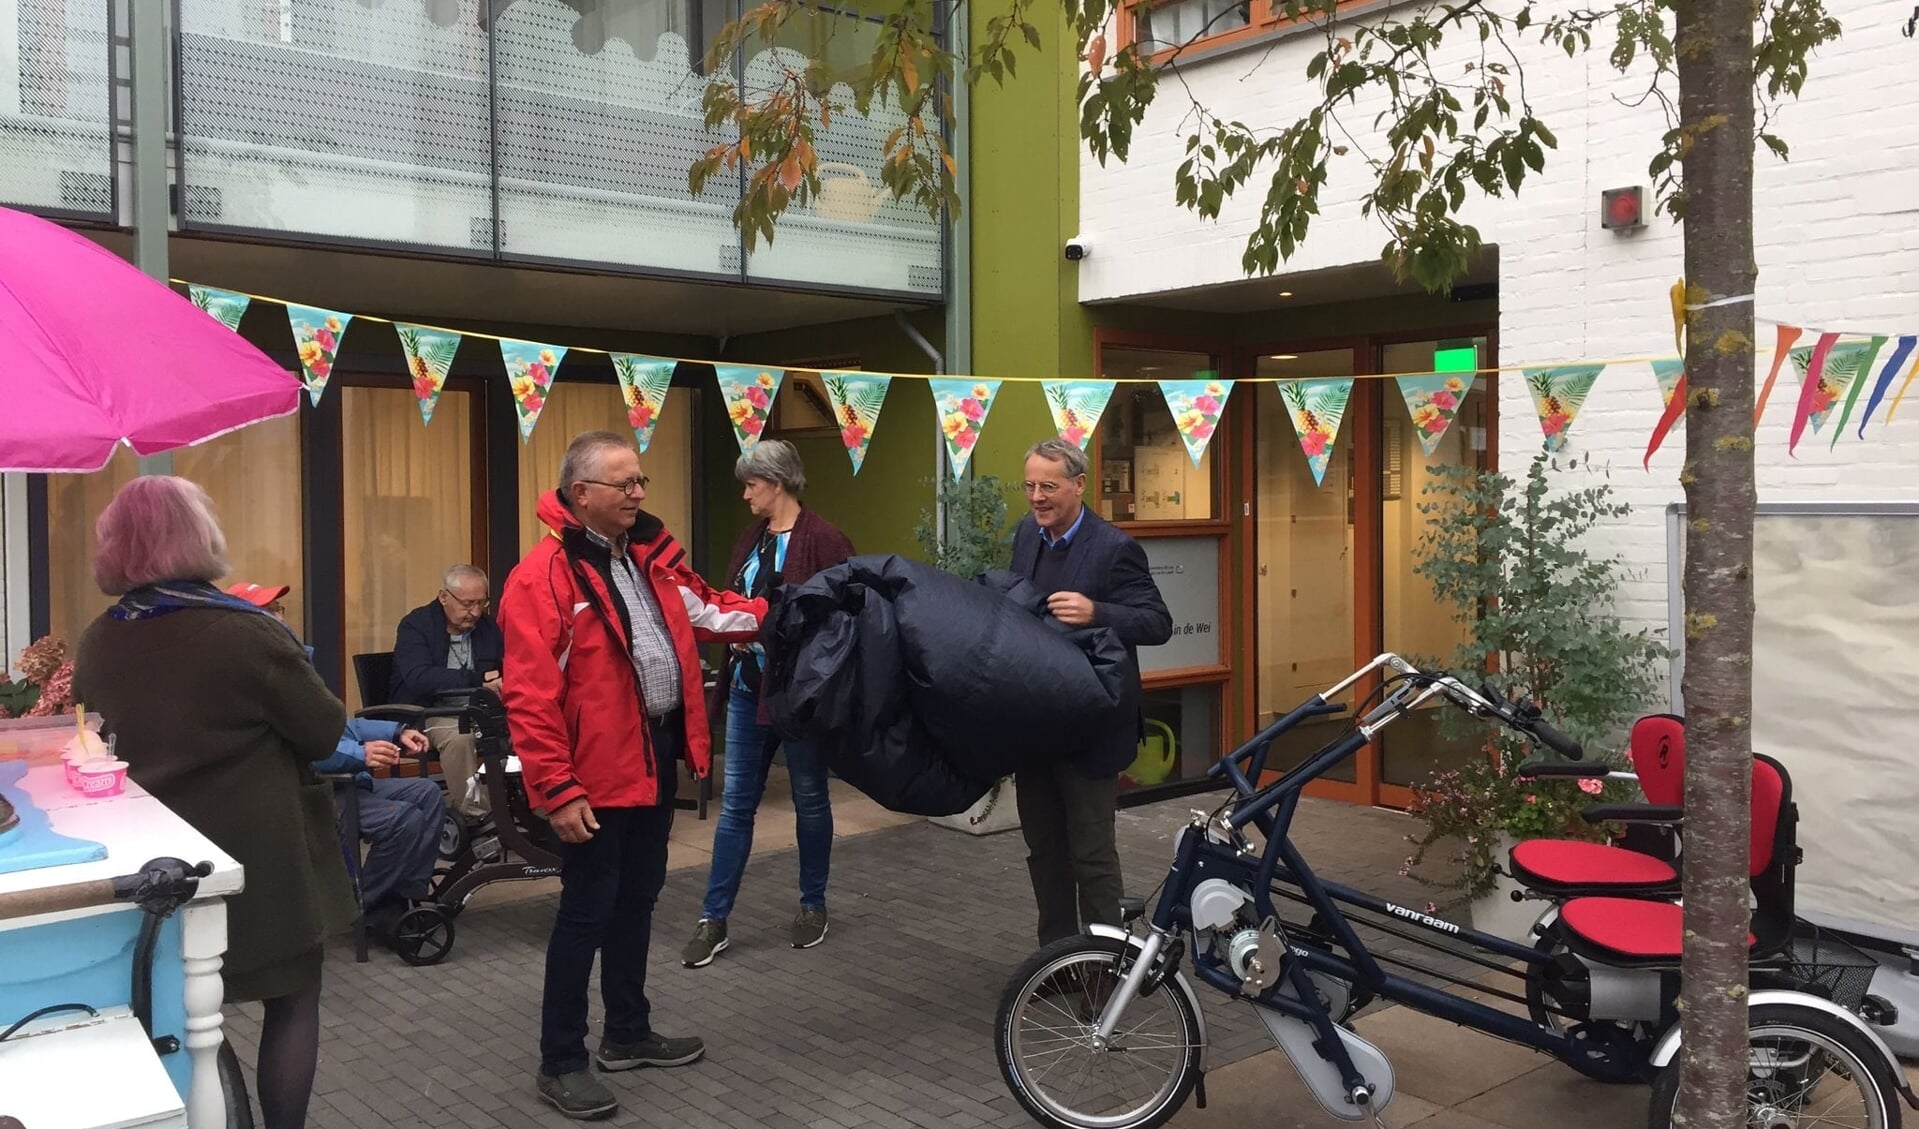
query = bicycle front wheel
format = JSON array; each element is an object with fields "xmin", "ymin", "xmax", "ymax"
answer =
[{"xmin": 995, "ymin": 935, "xmax": 1203, "ymax": 1129}]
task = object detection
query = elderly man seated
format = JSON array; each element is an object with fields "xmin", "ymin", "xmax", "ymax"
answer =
[
  {"xmin": 314, "ymin": 717, "xmax": 447, "ymax": 943},
  {"xmin": 390, "ymin": 565, "xmax": 504, "ymax": 822},
  {"xmin": 226, "ymin": 582, "xmax": 448, "ymax": 945}
]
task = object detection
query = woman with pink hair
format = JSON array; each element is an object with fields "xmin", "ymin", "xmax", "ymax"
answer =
[{"xmin": 74, "ymin": 476, "xmax": 352, "ymax": 1129}]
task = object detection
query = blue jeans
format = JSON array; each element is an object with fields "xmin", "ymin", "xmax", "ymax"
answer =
[{"xmin": 701, "ymin": 685, "xmax": 833, "ymax": 920}]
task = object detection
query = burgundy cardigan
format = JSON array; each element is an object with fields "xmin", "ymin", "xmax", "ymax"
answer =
[{"xmin": 724, "ymin": 506, "xmax": 855, "ymax": 721}]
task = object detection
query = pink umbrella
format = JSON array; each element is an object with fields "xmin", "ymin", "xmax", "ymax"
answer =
[{"xmin": 0, "ymin": 205, "xmax": 301, "ymax": 473}]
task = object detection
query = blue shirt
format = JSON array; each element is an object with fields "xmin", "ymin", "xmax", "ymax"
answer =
[
  {"xmin": 732, "ymin": 530, "xmax": 790, "ymax": 690},
  {"xmin": 1040, "ymin": 506, "xmax": 1088, "ymax": 550}
]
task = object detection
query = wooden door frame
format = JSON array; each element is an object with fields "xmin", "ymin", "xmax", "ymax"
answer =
[{"xmin": 1371, "ymin": 325, "xmax": 1499, "ymax": 809}]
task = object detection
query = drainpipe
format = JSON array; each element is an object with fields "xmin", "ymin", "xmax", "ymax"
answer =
[
  {"xmin": 130, "ymin": 0, "xmax": 171, "ymax": 475},
  {"xmin": 895, "ymin": 310, "xmax": 945, "ymax": 555}
]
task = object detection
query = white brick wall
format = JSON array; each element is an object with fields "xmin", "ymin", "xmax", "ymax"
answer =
[{"xmin": 1080, "ymin": 0, "xmax": 1919, "ymax": 638}]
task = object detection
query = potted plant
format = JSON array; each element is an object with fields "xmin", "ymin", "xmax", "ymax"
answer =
[
  {"xmin": 1399, "ymin": 453, "xmax": 1669, "ymax": 939},
  {"xmin": 0, "ymin": 636, "xmax": 76, "ymax": 719},
  {"xmin": 915, "ymin": 474, "xmax": 1023, "ymax": 835}
]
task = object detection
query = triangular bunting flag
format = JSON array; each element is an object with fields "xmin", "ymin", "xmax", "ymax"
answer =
[
  {"xmin": 820, "ymin": 371, "xmax": 892, "ymax": 474},
  {"xmin": 1859, "ymin": 335, "xmax": 1917, "ymax": 435},
  {"xmin": 1828, "ymin": 336, "xmax": 1886, "ymax": 448},
  {"xmin": 1278, "ymin": 378, "xmax": 1352, "ymax": 486},
  {"xmin": 929, "ymin": 379, "xmax": 1000, "ymax": 478},
  {"xmin": 1159, "ymin": 378, "xmax": 1235, "ymax": 466},
  {"xmin": 1643, "ymin": 358, "xmax": 1686, "ymax": 469},
  {"xmin": 501, "ymin": 339, "xmax": 565, "ymax": 442},
  {"xmin": 1394, "ymin": 373, "xmax": 1474, "ymax": 456},
  {"xmin": 188, "ymin": 284, "xmax": 249, "ymax": 332},
  {"xmin": 1786, "ymin": 334, "xmax": 1861, "ymax": 454},
  {"xmin": 1785, "ymin": 333, "xmax": 1839, "ymax": 455},
  {"xmin": 1755, "ymin": 324, "xmax": 1802, "ymax": 426},
  {"xmin": 396, "ymin": 323, "xmax": 461, "ymax": 425},
  {"xmin": 1523, "ymin": 365, "xmax": 1603, "ymax": 453},
  {"xmin": 611, "ymin": 354, "xmax": 677, "ymax": 452},
  {"xmin": 286, "ymin": 304, "xmax": 351, "ymax": 406},
  {"xmin": 1042, "ymin": 380, "xmax": 1116, "ymax": 449},
  {"xmin": 1652, "ymin": 358, "xmax": 1685, "ymax": 409},
  {"xmin": 715, "ymin": 365, "xmax": 782, "ymax": 452}
]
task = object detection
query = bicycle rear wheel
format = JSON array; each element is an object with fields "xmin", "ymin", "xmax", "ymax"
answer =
[
  {"xmin": 1647, "ymin": 1002, "xmax": 1902, "ymax": 1129},
  {"xmin": 995, "ymin": 936, "xmax": 1202, "ymax": 1129},
  {"xmin": 217, "ymin": 1039, "xmax": 255, "ymax": 1129}
]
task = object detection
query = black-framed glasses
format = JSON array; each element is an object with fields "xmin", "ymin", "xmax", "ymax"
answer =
[
  {"xmin": 583, "ymin": 475, "xmax": 650, "ymax": 495},
  {"xmin": 441, "ymin": 590, "xmax": 490, "ymax": 612}
]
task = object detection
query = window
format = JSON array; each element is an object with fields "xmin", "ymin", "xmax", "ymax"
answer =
[
  {"xmin": 44, "ymin": 414, "xmax": 306, "ymax": 643},
  {"xmin": 1118, "ymin": 0, "xmax": 1368, "ymax": 59},
  {"xmin": 1135, "ymin": 0, "xmax": 1250, "ymax": 54},
  {"xmin": 1121, "ymin": 684, "xmax": 1221, "ymax": 793},
  {"xmin": 517, "ymin": 381, "xmax": 696, "ymax": 557},
  {"xmin": 340, "ymin": 385, "xmax": 480, "ymax": 713},
  {"xmin": 1094, "ymin": 347, "xmax": 1219, "ymax": 523}
]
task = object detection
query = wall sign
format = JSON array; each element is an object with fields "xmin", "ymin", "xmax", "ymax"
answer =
[{"xmin": 1139, "ymin": 535, "xmax": 1221, "ymax": 674}]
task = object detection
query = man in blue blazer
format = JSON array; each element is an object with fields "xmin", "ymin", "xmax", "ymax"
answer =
[{"xmin": 1009, "ymin": 438, "xmax": 1173, "ymax": 945}]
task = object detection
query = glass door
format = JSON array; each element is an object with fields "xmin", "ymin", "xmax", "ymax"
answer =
[
  {"xmin": 1375, "ymin": 335, "xmax": 1494, "ymax": 805},
  {"xmin": 1252, "ymin": 347, "xmax": 1366, "ymax": 796}
]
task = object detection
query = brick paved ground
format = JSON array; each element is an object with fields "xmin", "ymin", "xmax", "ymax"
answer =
[{"xmin": 221, "ymin": 792, "xmax": 1498, "ymax": 1129}]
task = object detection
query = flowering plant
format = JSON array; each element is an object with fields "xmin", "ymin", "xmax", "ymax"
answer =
[
  {"xmin": 1402, "ymin": 740, "xmax": 1634, "ymax": 900},
  {"xmin": 1401, "ymin": 452, "xmax": 1669, "ymax": 901},
  {"xmin": 0, "ymin": 636, "xmax": 76, "ymax": 719}
]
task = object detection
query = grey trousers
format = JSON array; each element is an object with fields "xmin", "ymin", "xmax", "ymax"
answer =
[{"xmin": 1014, "ymin": 759, "xmax": 1123, "ymax": 946}]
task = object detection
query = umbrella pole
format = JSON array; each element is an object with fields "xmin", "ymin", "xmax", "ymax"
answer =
[{"xmin": 131, "ymin": 0, "xmax": 173, "ymax": 476}]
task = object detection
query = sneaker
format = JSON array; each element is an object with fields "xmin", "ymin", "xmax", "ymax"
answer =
[
  {"xmin": 790, "ymin": 906, "xmax": 829, "ymax": 949},
  {"xmin": 681, "ymin": 919, "xmax": 728, "ymax": 967},
  {"xmin": 536, "ymin": 1070, "xmax": 618, "ymax": 1120},
  {"xmin": 595, "ymin": 1032, "xmax": 706, "ymax": 1072}
]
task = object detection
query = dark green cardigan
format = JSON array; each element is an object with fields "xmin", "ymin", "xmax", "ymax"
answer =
[{"xmin": 77, "ymin": 607, "xmax": 355, "ymax": 1003}]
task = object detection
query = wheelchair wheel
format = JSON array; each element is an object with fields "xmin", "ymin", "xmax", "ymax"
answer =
[
  {"xmin": 996, "ymin": 935, "xmax": 1202, "ymax": 1129},
  {"xmin": 393, "ymin": 906, "xmax": 456, "ymax": 966},
  {"xmin": 1647, "ymin": 1001, "xmax": 1902, "ymax": 1129},
  {"xmin": 217, "ymin": 1039, "xmax": 256, "ymax": 1129},
  {"xmin": 437, "ymin": 811, "xmax": 469, "ymax": 861}
]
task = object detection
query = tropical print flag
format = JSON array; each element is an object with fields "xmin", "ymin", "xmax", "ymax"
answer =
[
  {"xmin": 1158, "ymin": 378, "xmax": 1234, "ymax": 466},
  {"xmin": 715, "ymin": 365, "xmax": 782, "ymax": 452},
  {"xmin": 1395, "ymin": 373, "xmax": 1474, "ymax": 456},
  {"xmin": 286, "ymin": 304, "xmax": 351, "ymax": 406},
  {"xmin": 1042, "ymin": 380, "xmax": 1115, "ymax": 449},
  {"xmin": 501, "ymin": 339, "xmax": 565, "ymax": 441},
  {"xmin": 821, "ymin": 371, "xmax": 892, "ymax": 473},
  {"xmin": 1280, "ymin": 378, "xmax": 1353, "ymax": 486},
  {"xmin": 396, "ymin": 323, "xmax": 462, "ymax": 425},
  {"xmin": 1523, "ymin": 365, "xmax": 1604, "ymax": 453},
  {"xmin": 188, "ymin": 284, "xmax": 249, "ymax": 331},
  {"xmin": 929, "ymin": 379, "xmax": 1000, "ymax": 478},
  {"xmin": 612, "ymin": 354, "xmax": 676, "ymax": 452}
]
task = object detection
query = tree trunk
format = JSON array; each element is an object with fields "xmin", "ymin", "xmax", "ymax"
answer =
[{"xmin": 1673, "ymin": 0, "xmax": 1759, "ymax": 1122}]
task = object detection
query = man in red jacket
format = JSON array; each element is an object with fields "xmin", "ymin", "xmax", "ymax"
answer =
[{"xmin": 500, "ymin": 429, "xmax": 765, "ymax": 1120}]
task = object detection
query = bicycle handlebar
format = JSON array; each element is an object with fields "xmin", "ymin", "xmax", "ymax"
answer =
[{"xmin": 0, "ymin": 857, "xmax": 213, "ymax": 924}]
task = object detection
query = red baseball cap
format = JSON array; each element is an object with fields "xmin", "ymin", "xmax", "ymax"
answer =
[{"xmin": 226, "ymin": 582, "xmax": 290, "ymax": 608}]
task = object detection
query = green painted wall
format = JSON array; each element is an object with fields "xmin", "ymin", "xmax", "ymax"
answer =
[{"xmin": 967, "ymin": 0, "xmax": 1095, "ymax": 500}]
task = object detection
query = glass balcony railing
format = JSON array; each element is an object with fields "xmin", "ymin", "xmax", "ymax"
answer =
[{"xmin": 0, "ymin": 0, "xmax": 943, "ymax": 298}]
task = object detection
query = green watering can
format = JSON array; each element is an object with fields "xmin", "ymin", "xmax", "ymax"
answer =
[{"xmin": 1122, "ymin": 718, "xmax": 1179, "ymax": 789}]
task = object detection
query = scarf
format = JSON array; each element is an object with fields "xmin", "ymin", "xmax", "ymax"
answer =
[{"xmin": 109, "ymin": 580, "xmax": 297, "ymax": 641}]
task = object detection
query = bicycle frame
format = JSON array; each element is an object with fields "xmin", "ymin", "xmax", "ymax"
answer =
[{"xmin": 1135, "ymin": 654, "xmax": 1648, "ymax": 1095}]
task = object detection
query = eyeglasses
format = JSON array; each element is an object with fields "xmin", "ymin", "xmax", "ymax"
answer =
[
  {"xmin": 442, "ymin": 590, "xmax": 490, "ymax": 612},
  {"xmin": 582, "ymin": 475, "xmax": 650, "ymax": 495},
  {"xmin": 1022, "ymin": 480, "xmax": 1074, "ymax": 497}
]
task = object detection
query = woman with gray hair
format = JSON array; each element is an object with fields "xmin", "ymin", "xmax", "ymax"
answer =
[
  {"xmin": 74, "ymin": 476, "xmax": 353, "ymax": 1129},
  {"xmin": 682, "ymin": 439, "xmax": 855, "ymax": 966}
]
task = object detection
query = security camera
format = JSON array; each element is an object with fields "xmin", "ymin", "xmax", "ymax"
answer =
[{"xmin": 1064, "ymin": 236, "xmax": 1090, "ymax": 262}]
